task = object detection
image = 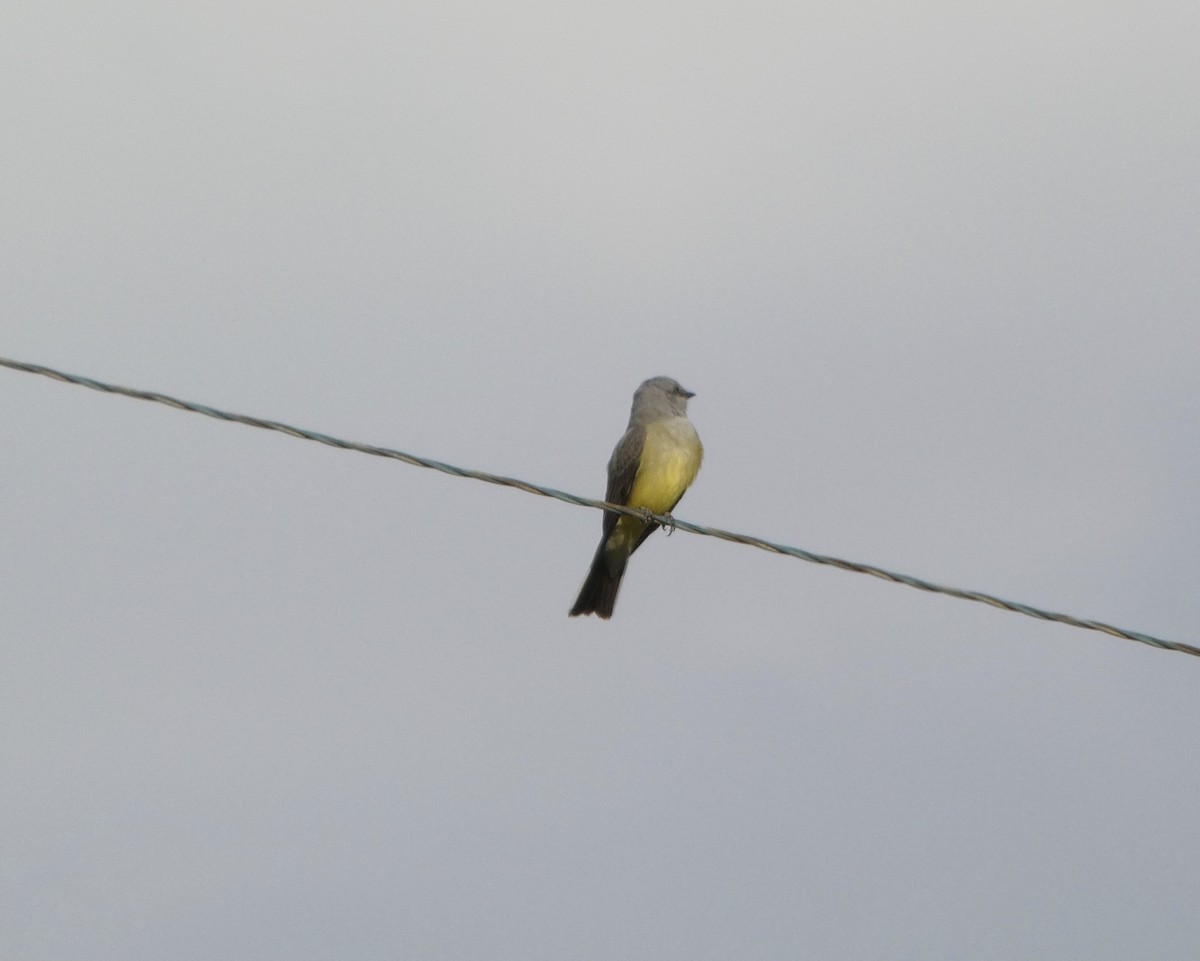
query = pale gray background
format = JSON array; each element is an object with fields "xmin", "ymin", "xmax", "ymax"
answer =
[{"xmin": 2, "ymin": 2, "xmax": 1198, "ymax": 959}]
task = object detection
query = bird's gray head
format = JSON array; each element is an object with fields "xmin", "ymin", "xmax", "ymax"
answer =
[{"xmin": 628, "ymin": 376, "xmax": 695, "ymax": 426}]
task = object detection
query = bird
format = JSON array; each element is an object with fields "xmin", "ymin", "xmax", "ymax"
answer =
[{"xmin": 569, "ymin": 376, "xmax": 702, "ymax": 618}]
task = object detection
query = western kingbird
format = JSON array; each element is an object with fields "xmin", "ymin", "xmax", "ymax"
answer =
[{"xmin": 569, "ymin": 376, "xmax": 703, "ymax": 619}]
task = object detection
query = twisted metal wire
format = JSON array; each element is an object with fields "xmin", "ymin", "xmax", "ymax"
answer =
[{"xmin": 3, "ymin": 355, "xmax": 1196, "ymax": 659}]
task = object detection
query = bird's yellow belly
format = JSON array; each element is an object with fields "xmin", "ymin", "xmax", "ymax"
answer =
[{"xmin": 627, "ymin": 419, "xmax": 703, "ymax": 515}]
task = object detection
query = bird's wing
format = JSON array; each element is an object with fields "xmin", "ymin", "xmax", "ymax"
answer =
[{"xmin": 602, "ymin": 425, "xmax": 646, "ymax": 537}]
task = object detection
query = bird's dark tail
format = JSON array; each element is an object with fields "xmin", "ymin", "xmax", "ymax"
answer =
[{"xmin": 569, "ymin": 541, "xmax": 626, "ymax": 618}]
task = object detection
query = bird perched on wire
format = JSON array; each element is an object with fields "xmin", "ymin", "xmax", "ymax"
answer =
[{"xmin": 569, "ymin": 376, "xmax": 703, "ymax": 619}]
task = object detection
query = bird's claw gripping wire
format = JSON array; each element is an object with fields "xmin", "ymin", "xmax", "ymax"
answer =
[{"xmin": 637, "ymin": 507, "xmax": 677, "ymax": 534}]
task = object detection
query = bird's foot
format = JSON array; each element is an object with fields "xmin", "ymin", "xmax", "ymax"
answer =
[{"xmin": 635, "ymin": 507, "xmax": 675, "ymax": 534}]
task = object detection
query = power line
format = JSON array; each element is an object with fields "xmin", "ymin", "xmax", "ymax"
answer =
[{"xmin": 3, "ymin": 354, "xmax": 1196, "ymax": 659}]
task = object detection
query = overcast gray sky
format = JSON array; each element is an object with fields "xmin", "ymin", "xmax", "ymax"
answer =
[{"xmin": 3, "ymin": 2, "xmax": 1198, "ymax": 959}]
